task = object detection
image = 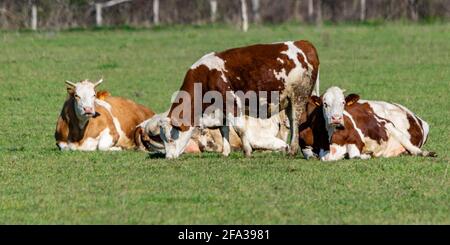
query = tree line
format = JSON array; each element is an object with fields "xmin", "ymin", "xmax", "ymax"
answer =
[{"xmin": 0, "ymin": 0, "xmax": 449, "ymax": 30}]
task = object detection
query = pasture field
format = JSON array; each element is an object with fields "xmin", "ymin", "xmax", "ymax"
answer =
[{"xmin": 0, "ymin": 23, "xmax": 449, "ymax": 224}]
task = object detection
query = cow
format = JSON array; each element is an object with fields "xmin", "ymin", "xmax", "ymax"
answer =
[
  {"xmin": 299, "ymin": 86, "xmax": 435, "ymax": 161},
  {"xmin": 55, "ymin": 79, "xmax": 155, "ymax": 151},
  {"xmin": 157, "ymin": 40, "xmax": 320, "ymax": 158},
  {"xmin": 136, "ymin": 110, "xmax": 290, "ymax": 155}
]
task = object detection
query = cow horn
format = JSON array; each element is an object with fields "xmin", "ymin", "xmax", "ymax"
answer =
[
  {"xmin": 94, "ymin": 78, "xmax": 103, "ymax": 87},
  {"xmin": 65, "ymin": 80, "xmax": 76, "ymax": 87}
]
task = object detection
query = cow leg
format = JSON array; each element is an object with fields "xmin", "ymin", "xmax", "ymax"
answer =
[
  {"xmin": 385, "ymin": 124, "xmax": 428, "ymax": 156},
  {"xmin": 251, "ymin": 136, "xmax": 289, "ymax": 152},
  {"xmin": 346, "ymin": 144, "xmax": 371, "ymax": 159},
  {"xmin": 321, "ymin": 144, "xmax": 347, "ymax": 161},
  {"xmin": 219, "ymin": 126, "xmax": 231, "ymax": 157},
  {"xmin": 286, "ymin": 101, "xmax": 298, "ymax": 156},
  {"xmin": 287, "ymin": 84, "xmax": 312, "ymax": 156},
  {"xmin": 302, "ymin": 146, "xmax": 317, "ymax": 160}
]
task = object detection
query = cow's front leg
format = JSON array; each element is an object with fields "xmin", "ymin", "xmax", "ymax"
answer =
[
  {"xmin": 219, "ymin": 126, "xmax": 231, "ymax": 157},
  {"xmin": 321, "ymin": 144, "xmax": 347, "ymax": 161},
  {"xmin": 302, "ymin": 146, "xmax": 317, "ymax": 160}
]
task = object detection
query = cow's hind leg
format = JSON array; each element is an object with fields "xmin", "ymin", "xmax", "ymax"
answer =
[
  {"xmin": 385, "ymin": 124, "xmax": 435, "ymax": 157},
  {"xmin": 287, "ymin": 81, "xmax": 314, "ymax": 156}
]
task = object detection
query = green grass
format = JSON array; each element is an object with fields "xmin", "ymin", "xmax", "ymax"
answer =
[{"xmin": 0, "ymin": 23, "xmax": 449, "ymax": 224}]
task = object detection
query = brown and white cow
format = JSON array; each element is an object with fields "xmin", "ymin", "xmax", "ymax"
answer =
[
  {"xmin": 299, "ymin": 86, "xmax": 434, "ymax": 161},
  {"xmin": 55, "ymin": 79, "xmax": 154, "ymax": 151},
  {"xmin": 157, "ymin": 40, "xmax": 320, "ymax": 158}
]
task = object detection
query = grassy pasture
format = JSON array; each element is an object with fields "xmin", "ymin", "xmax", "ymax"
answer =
[{"xmin": 0, "ymin": 23, "xmax": 449, "ymax": 224}]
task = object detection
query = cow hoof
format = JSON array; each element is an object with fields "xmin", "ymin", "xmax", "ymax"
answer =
[{"xmin": 424, "ymin": 151, "xmax": 437, "ymax": 157}]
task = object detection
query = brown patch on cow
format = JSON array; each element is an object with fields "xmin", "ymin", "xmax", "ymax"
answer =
[
  {"xmin": 299, "ymin": 98, "xmax": 329, "ymax": 154},
  {"xmin": 294, "ymin": 40, "xmax": 320, "ymax": 86},
  {"xmin": 345, "ymin": 102, "xmax": 389, "ymax": 144},
  {"xmin": 405, "ymin": 112, "xmax": 423, "ymax": 147},
  {"xmin": 330, "ymin": 115, "xmax": 365, "ymax": 152},
  {"xmin": 104, "ymin": 96, "xmax": 155, "ymax": 146}
]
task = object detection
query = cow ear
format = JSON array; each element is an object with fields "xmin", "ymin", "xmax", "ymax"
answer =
[
  {"xmin": 345, "ymin": 94, "xmax": 360, "ymax": 106},
  {"xmin": 169, "ymin": 116, "xmax": 190, "ymax": 132},
  {"xmin": 65, "ymin": 80, "xmax": 76, "ymax": 95},
  {"xmin": 66, "ymin": 86, "xmax": 75, "ymax": 95},
  {"xmin": 310, "ymin": 95, "xmax": 322, "ymax": 106}
]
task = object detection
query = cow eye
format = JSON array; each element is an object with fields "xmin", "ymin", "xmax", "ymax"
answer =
[
  {"xmin": 74, "ymin": 95, "xmax": 80, "ymax": 99},
  {"xmin": 323, "ymin": 103, "xmax": 328, "ymax": 108}
]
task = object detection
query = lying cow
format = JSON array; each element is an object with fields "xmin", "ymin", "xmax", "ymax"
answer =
[
  {"xmin": 196, "ymin": 111, "xmax": 290, "ymax": 153},
  {"xmin": 300, "ymin": 86, "xmax": 434, "ymax": 161},
  {"xmin": 136, "ymin": 110, "xmax": 290, "ymax": 155},
  {"xmin": 55, "ymin": 79, "xmax": 154, "ymax": 151},
  {"xmin": 158, "ymin": 40, "xmax": 320, "ymax": 158}
]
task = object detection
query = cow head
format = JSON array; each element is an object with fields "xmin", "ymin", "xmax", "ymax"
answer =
[
  {"xmin": 65, "ymin": 79, "xmax": 103, "ymax": 121},
  {"xmin": 310, "ymin": 87, "xmax": 360, "ymax": 128},
  {"xmin": 320, "ymin": 86, "xmax": 347, "ymax": 127},
  {"xmin": 159, "ymin": 117, "xmax": 194, "ymax": 159}
]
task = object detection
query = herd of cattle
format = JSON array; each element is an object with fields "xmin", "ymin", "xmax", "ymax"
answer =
[{"xmin": 55, "ymin": 40, "xmax": 435, "ymax": 160}]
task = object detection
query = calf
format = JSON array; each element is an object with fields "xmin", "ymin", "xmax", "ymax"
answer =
[
  {"xmin": 157, "ymin": 40, "xmax": 320, "ymax": 158},
  {"xmin": 55, "ymin": 79, "xmax": 154, "ymax": 151},
  {"xmin": 300, "ymin": 87, "xmax": 434, "ymax": 161},
  {"xmin": 136, "ymin": 110, "xmax": 290, "ymax": 155}
]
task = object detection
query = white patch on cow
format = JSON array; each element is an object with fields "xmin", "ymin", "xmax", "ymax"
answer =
[
  {"xmin": 282, "ymin": 41, "xmax": 313, "ymax": 72},
  {"xmin": 346, "ymin": 144, "xmax": 361, "ymax": 159},
  {"xmin": 321, "ymin": 143, "xmax": 347, "ymax": 161},
  {"xmin": 58, "ymin": 142, "xmax": 69, "ymax": 150},
  {"xmin": 98, "ymin": 128, "xmax": 115, "ymax": 151},
  {"xmin": 343, "ymin": 111, "xmax": 365, "ymax": 141},
  {"xmin": 220, "ymin": 72, "xmax": 228, "ymax": 83},
  {"xmin": 393, "ymin": 103, "xmax": 427, "ymax": 146},
  {"xmin": 78, "ymin": 137, "xmax": 98, "ymax": 151},
  {"xmin": 95, "ymin": 99, "xmax": 128, "ymax": 143},
  {"xmin": 190, "ymin": 53, "xmax": 229, "ymax": 83},
  {"xmin": 191, "ymin": 52, "xmax": 228, "ymax": 71},
  {"xmin": 277, "ymin": 57, "xmax": 284, "ymax": 64},
  {"xmin": 200, "ymin": 109, "xmax": 223, "ymax": 128},
  {"xmin": 312, "ymin": 68, "xmax": 320, "ymax": 96},
  {"xmin": 273, "ymin": 68, "xmax": 287, "ymax": 81},
  {"xmin": 364, "ymin": 100, "xmax": 411, "ymax": 137},
  {"xmin": 236, "ymin": 76, "xmax": 241, "ymax": 80}
]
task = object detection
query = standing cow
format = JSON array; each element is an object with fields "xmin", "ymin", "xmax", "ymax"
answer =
[
  {"xmin": 299, "ymin": 86, "xmax": 434, "ymax": 160},
  {"xmin": 157, "ymin": 40, "xmax": 320, "ymax": 158},
  {"xmin": 55, "ymin": 79, "xmax": 154, "ymax": 151}
]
